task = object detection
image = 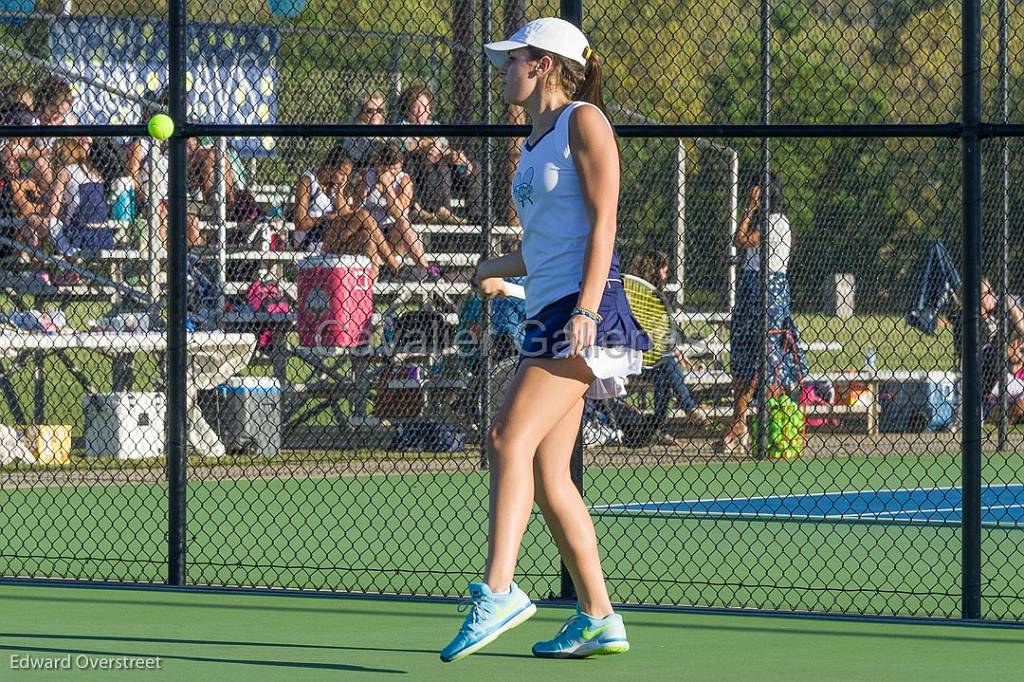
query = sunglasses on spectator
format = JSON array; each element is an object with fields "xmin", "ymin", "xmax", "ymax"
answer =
[{"xmin": 361, "ymin": 107, "xmax": 386, "ymax": 115}]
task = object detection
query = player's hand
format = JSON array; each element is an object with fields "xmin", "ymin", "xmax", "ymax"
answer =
[
  {"xmin": 746, "ymin": 185, "xmax": 761, "ymax": 214},
  {"xmin": 566, "ymin": 314, "xmax": 596, "ymax": 358},
  {"xmin": 477, "ymin": 277, "xmax": 507, "ymax": 298}
]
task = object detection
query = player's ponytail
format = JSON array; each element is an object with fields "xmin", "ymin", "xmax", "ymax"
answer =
[{"xmin": 576, "ymin": 49, "xmax": 607, "ymax": 117}]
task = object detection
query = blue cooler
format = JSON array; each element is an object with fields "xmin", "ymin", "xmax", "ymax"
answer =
[
  {"xmin": 879, "ymin": 375, "xmax": 958, "ymax": 433},
  {"xmin": 200, "ymin": 377, "xmax": 282, "ymax": 456}
]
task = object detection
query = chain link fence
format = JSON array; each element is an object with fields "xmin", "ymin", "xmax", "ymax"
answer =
[{"xmin": 0, "ymin": 0, "xmax": 1021, "ymax": 622}]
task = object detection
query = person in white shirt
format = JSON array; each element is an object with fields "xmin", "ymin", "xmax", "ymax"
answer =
[
  {"xmin": 440, "ymin": 17, "xmax": 646, "ymax": 663},
  {"xmin": 721, "ymin": 174, "xmax": 806, "ymax": 454},
  {"xmin": 354, "ymin": 142, "xmax": 437, "ymax": 278}
]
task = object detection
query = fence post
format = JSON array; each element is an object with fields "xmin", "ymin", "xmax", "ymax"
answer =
[
  {"xmin": 961, "ymin": 0, "xmax": 983, "ymax": 621},
  {"xmin": 480, "ymin": 0, "xmax": 495, "ymax": 469},
  {"xmin": 560, "ymin": 0, "xmax": 584, "ymax": 602},
  {"xmin": 997, "ymin": 0, "xmax": 1010, "ymax": 451},
  {"xmin": 754, "ymin": 0, "xmax": 772, "ymax": 460},
  {"xmin": 166, "ymin": 0, "xmax": 188, "ymax": 586}
]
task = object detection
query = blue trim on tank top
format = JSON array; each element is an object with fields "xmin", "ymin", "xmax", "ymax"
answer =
[{"xmin": 523, "ymin": 105, "xmax": 571, "ymax": 152}]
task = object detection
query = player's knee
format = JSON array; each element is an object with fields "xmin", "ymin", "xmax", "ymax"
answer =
[
  {"xmin": 486, "ymin": 420, "xmax": 525, "ymax": 461},
  {"xmin": 535, "ymin": 465, "xmax": 572, "ymax": 499},
  {"xmin": 485, "ymin": 421, "xmax": 507, "ymax": 455}
]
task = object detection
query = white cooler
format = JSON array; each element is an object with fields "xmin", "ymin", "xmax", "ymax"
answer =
[{"xmin": 82, "ymin": 392, "xmax": 166, "ymax": 460}]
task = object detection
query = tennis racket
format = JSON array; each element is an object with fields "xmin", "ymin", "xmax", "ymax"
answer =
[{"xmin": 623, "ymin": 274, "xmax": 676, "ymax": 369}]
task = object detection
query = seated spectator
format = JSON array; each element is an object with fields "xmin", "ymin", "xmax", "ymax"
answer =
[
  {"xmin": 955, "ymin": 278, "xmax": 1024, "ymax": 418},
  {"xmin": 42, "ymin": 137, "xmax": 112, "ymax": 258},
  {"xmin": 0, "ymin": 82, "xmax": 35, "ymax": 118},
  {"xmin": 31, "ymin": 76, "xmax": 76, "ymax": 196},
  {"xmin": 631, "ymin": 249, "xmax": 711, "ymax": 434},
  {"xmin": 125, "ymin": 93, "xmax": 203, "ymax": 247},
  {"xmin": 293, "ymin": 145, "xmax": 349, "ymax": 250},
  {"xmin": 355, "ymin": 142, "xmax": 438, "ymax": 278},
  {"xmin": 195, "ymin": 138, "xmax": 262, "ymax": 222},
  {"xmin": 397, "ymin": 83, "xmax": 481, "ymax": 223},
  {"xmin": 339, "ymin": 90, "xmax": 388, "ymax": 171},
  {"xmin": 0, "ymin": 104, "xmax": 46, "ymax": 267},
  {"xmin": 294, "ymin": 145, "xmax": 401, "ymax": 275}
]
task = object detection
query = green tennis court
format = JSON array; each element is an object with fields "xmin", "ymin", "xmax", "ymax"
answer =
[
  {"xmin": 0, "ymin": 583, "xmax": 1019, "ymax": 680},
  {"xmin": 2, "ymin": 450, "xmax": 1023, "ymax": 618}
]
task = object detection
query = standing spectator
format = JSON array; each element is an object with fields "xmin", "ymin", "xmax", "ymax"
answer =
[
  {"xmin": 355, "ymin": 142, "xmax": 438, "ymax": 278},
  {"xmin": 397, "ymin": 83, "xmax": 482, "ymax": 223},
  {"xmin": 953, "ymin": 277, "xmax": 1024, "ymax": 419},
  {"xmin": 1004, "ymin": 337, "xmax": 1024, "ymax": 424},
  {"xmin": 721, "ymin": 174, "xmax": 806, "ymax": 454},
  {"xmin": 125, "ymin": 93, "xmax": 203, "ymax": 247},
  {"xmin": 630, "ymin": 249, "xmax": 710, "ymax": 434}
]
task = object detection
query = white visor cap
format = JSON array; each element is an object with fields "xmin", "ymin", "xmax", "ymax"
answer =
[{"xmin": 484, "ymin": 17, "xmax": 591, "ymax": 67}]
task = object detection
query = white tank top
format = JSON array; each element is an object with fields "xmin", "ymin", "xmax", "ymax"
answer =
[
  {"xmin": 742, "ymin": 212, "xmax": 792, "ymax": 274},
  {"xmin": 301, "ymin": 171, "xmax": 336, "ymax": 219},
  {"xmin": 514, "ymin": 101, "xmax": 616, "ymax": 317},
  {"xmin": 362, "ymin": 167, "xmax": 410, "ymax": 227},
  {"xmin": 137, "ymin": 139, "xmax": 169, "ymax": 201}
]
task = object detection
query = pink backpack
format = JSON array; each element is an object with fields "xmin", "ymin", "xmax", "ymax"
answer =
[
  {"xmin": 245, "ymin": 281, "xmax": 290, "ymax": 349},
  {"xmin": 799, "ymin": 381, "xmax": 839, "ymax": 427}
]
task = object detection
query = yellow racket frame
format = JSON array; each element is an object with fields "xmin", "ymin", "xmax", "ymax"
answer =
[{"xmin": 622, "ymin": 274, "xmax": 676, "ymax": 369}]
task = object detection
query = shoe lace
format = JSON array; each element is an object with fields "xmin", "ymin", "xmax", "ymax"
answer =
[
  {"xmin": 457, "ymin": 593, "xmax": 493, "ymax": 626},
  {"xmin": 559, "ymin": 614, "xmax": 584, "ymax": 636}
]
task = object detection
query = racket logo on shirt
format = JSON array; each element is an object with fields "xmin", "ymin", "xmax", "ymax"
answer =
[{"xmin": 513, "ymin": 167, "xmax": 534, "ymax": 208}]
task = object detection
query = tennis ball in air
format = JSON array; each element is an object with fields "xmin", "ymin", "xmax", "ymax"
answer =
[{"xmin": 147, "ymin": 114, "xmax": 174, "ymax": 140}]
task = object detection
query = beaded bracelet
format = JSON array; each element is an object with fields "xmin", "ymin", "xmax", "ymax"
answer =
[{"xmin": 571, "ymin": 306, "xmax": 603, "ymax": 323}]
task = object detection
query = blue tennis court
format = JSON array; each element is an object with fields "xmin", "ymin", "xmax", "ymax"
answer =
[{"xmin": 592, "ymin": 483, "xmax": 1024, "ymax": 528}]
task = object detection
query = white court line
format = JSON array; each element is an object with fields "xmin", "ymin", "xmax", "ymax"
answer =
[
  {"xmin": 594, "ymin": 498, "xmax": 1024, "ymax": 521},
  {"xmin": 590, "ymin": 482, "xmax": 1024, "ymax": 512},
  {"xmin": 854, "ymin": 503, "xmax": 1024, "ymax": 519}
]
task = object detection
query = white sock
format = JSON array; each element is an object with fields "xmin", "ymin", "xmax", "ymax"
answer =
[{"xmin": 581, "ymin": 609, "xmax": 612, "ymax": 620}]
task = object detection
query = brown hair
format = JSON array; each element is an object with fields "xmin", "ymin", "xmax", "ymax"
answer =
[
  {"xmin": 353, "ymin": 90, "xmax": 386, "ymax": 121},
  {"xmin": 398, "ymin": 83, "xmax": 434, "ymax": 119},
  {"xmin": 321, "ymin": 145, "xmax": 354, "ymax": 171},
  {"xmin": 34, "ymin": 76, "xmax": 72, "ymax": 114},
  {"xmin": 0, "ymin": 82, "xmax": 33, "ymax": 110},
  {"xmin": 631, "ymin": 250, "xmax": 669, "ymax": 289},
  {"xmin": 369, "ymin": 141, "xmax": 404, "ymax": 168},
  {"xmin": 525, "ymin": 46, "xmax": 608, "ymax": 119},
  {"xmin": 54, "ymin": 138, "xmax": 91, "ymax": 170}
]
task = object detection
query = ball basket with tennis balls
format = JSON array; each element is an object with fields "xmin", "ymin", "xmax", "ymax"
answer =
[{"xmin": 147, "ymin": 114, "xmax": 174, "ymax": 140}]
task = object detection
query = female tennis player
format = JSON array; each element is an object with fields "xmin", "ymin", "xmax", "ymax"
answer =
[{"xmin": 440, "ymin": 17, "xmax": 650, "ymax": 662}]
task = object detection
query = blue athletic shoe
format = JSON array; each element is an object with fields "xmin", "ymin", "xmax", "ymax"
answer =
[
  {"xmin": 440, "ymin": 582, "xmax": 536, "ymax": 662},
  {"xmin": 532, "ymin": 608, "xmax": 630, "ymax": 658}
]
